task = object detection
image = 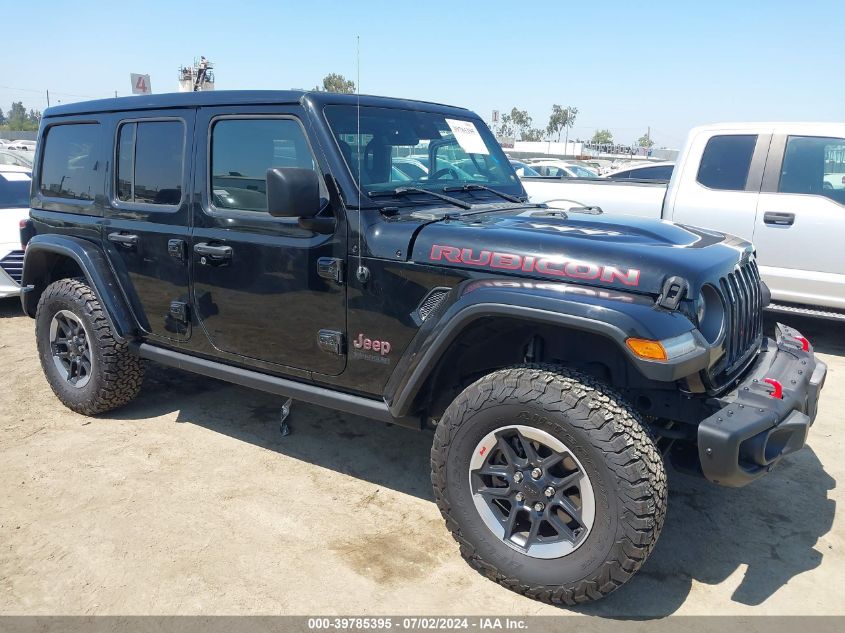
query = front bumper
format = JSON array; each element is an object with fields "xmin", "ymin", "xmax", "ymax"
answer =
[{"xmin": 697, "ymin": 323, "xmax": 827, "ymax": 487}]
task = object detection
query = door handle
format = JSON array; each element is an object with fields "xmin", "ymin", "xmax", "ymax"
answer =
[
  {"xmin": 763, "ymin": 212, "xmax": 795, "ymax": 226},
  {"xmin": 107, "ymin": 232, "xmax": 139, "ymax": 246},
  {"xmin": 194, "ymin": 242, "xmax": 233, "ymax": 260}
]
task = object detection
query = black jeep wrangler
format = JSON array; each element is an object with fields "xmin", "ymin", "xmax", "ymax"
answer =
[{"xmin": 21, "ymin": 91, "xmax": 826, "ymax": 605}]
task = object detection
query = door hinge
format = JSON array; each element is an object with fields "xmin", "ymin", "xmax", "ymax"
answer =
[
  {"xmin": 169, "ymin": 301, "xmax": 189, "ymax": 324},
  {"xmin": 318, "ymin": 329, "xmax": 345, "ymax": 355},
  {"xmin": 168, "ymin": 239, "xmax": 187, "ymax": 262},
  {"xmin": 317, "ymin": 257, "xmax": 344, "ymax": 284}
]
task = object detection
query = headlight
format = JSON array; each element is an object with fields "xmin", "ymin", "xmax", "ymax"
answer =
[{"xmin": 697, "ymin": 285, "xmax": 725, "ymax": 344}]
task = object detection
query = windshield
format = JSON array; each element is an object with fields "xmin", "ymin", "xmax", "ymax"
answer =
[
  {"xmin": 324, "ymin": 105, "xmax": 522, "ymax": 201},
  {"xmin": 0, "ymin": 172, "xmax": 31, "ymax": 208}
]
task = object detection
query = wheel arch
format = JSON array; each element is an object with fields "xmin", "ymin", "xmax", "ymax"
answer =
[
  {"xmin": 21, "ymin": 235, "xmax": 137, "ymax": 340},
  {"xmin": 385, "ymin": 280, "xmax": 705, "ymax": 422}
]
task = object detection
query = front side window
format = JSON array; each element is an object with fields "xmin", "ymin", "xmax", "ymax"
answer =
[
  {"xmin": 779, "ymin": 135, "xmax": 845, "ymax": 205},
  {"xmin": 116, "ymin": 120, "xmax": 184, "ymax": 205},
  {"xmin": 696, "ymin": 134, "xmax": 757, "ymax": 191},
  {"xmin": 40, "ymin": 123, "xmax": 101, "ymax": 200},
  {"xmin": 324, "ymin": 105, "xmax": 520, "ymax": 203},
  {"xmin": 210, "ymin": 118, "xmax": 324, "ymax": 213}
]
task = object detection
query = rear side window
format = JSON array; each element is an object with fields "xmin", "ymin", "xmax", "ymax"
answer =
[
  {"xmin": 210, "ymin": 118, "xmax": 324, "ymax": 213},
  {"xmin": 779, "ymin": 135, "xmax": 845, "ymax": 205},
  {"xmin": 696, "ymin": 134, "xmax": 757, "ymax": 191},
  {"xmin": 631, "ymin": 165, "xmax": 673, "ymax": 180},
  {"xmin": 40, "ymin": 123, "xmax": 101, "ymax": 200},
  {"xmin": 116, "ymin": 120, "xmax": 184, "ymax": 206}
]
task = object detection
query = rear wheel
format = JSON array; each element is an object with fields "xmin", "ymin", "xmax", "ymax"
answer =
[
  {"xmin": 36, "ymin": 278, "xmax": 143, "ymax": 415},
  {"xmin": 431, "ymin": 366, "xmax": 667, "ymax": 605}
]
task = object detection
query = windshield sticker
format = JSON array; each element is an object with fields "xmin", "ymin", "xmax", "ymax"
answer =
[{"xmin": 445, "ymin": 119, "xmax": 489, "ymax": 155}]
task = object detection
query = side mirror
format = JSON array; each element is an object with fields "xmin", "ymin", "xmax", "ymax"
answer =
[{"xmin": 266, "ymin": 167, "xmax": 321, "ymax": 218}]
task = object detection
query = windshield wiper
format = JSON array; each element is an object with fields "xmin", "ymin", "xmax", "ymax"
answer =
[
  {"xmin": 369, "ymin": 186, "xmax": 471, "ymax": 210},
  {"xmin": 442, "ymin": 183, "xmax": 524, "ymax": 204}
]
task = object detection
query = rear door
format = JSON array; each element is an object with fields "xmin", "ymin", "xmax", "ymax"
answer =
[
  {"xmin": 667, "ymin": 131, "xmax": 771, "ymax": 240},
  {"xmin": 753, "ymin": 131, "xmax": 845, "ymax": 310},
  {"xmin": 103, "ymin": 110, "xmax": 193, "ymax": 340},
  {"xmin": 190, "ymin": 106, "xmax": 347, "ymax": 375}
]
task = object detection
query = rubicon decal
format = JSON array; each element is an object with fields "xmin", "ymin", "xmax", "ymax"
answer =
[{"xmin": 429, "ymin": 244, "xmax": 641, "ymax": 286}]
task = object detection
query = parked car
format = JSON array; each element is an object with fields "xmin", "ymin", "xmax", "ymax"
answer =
[
  {"xmin": 0, "ymin": 150, "xmax": 34, "ymax": 168},
  {"xmin": 0, "ymin": 165, "xmax": 31, "ymax": 297},
  {"xmin": 20, "ymin": 94, "xmax": 826, "ymax": 606},
  {"xmin": 606, "ymin": 161, "xmax": 675, "ymax": 181},
  {"xmin": 508, "ymin": 159, "xmax": 542, "ymax": 177},
  {"xmin": 528, "ymin": 159, "xmax": 598, "ymax": 178},
  {"xmin": 522, "ymin": 123, "xmax": 845, "ymax": 317}
]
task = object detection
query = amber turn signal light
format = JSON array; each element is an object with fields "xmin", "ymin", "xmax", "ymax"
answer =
[{"xmin": 625, "ymin": 338, "xmax": 667, "ymax": 361}]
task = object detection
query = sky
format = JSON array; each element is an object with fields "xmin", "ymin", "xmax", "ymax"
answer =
[{"xmin": 2, "ymin": 0, "xmax": 843, "ymax": 148}]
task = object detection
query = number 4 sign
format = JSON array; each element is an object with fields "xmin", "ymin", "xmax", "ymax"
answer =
[{"xmin": 130, "ymin": 73, "xmax": 152, "ymax": 95}]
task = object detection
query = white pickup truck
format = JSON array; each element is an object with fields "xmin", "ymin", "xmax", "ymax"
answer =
[{"xmin": 522, "ymin": 123, "xmax": 845, "ymax": 318}]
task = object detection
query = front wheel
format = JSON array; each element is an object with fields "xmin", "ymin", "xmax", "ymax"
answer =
[{"xmin": 431, "ymin": 366, "xmax": 667, "ymax": 605}]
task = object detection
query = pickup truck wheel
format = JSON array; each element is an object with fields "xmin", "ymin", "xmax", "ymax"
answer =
[
  {"xmin": 431, "ymin": 366, "xmax": 667, "ymax": 605},
  {"xmin": 35, "ymin": 278, "xmax": 143, "ymax": 415}
]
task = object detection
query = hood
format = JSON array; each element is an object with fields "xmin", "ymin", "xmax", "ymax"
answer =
[{"xmin": 408, "ymin": 206, "xmax": 752, "ymax": 297}]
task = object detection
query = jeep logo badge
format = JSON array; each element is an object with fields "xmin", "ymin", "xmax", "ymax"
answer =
[{"xmin": 353, "ymin": 333, "xmax": 391, "ymax": 356}]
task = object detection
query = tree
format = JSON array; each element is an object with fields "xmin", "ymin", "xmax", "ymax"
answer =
[
  {"xmin": 591, "ymin": 129, "xmax": 613, "ymax": 144},
  {"xmin": 495, "ymin": 108, "xmax": 542, "ymax": 142},
  {"xmin": 638, "ymin": 132, "xmax": 654, "ymax": 148},
  {"xmin": 315, "ymin": 73, "xmax": 356, "ymax": 94},
  {"xmin": 1, "ymin": 102, "xmax": 40, "ymax": 131},
  {"xmin": 546, "ymin": 104, "xmax": 578, "ymax": 142}
]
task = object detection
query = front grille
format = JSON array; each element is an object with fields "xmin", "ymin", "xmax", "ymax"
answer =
[
  {"xmin": 717, "ymin": 258, "xmax": 763, "ymax": 378},
  {"xmin": 0, "ymin": 250, "xmax": 24, "ymax": 285}
]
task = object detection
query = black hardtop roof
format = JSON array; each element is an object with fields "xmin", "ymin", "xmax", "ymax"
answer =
[{"xmin": 43, "ymin": 90, "xmax": 473, "ymax": 118}]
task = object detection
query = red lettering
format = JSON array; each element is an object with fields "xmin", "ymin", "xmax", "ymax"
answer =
[
  {"xmin": 491, "ymin": 252, "xmax": 521, "ymax": 269},
  {"xmin": 460, "ymin": 248, "xmax": 492, "ymax": 266},
  {"xmin": 600, "ymin": 266, "xmax": 641, "ymax": 286},
  {"xmin": 430, "ymin": 244, "xmax": 462, "ymax": 263},
  {"xmin": 535, "ymin": 258, "xmax": 568, "ymax": 277},
  {"xmin": 564, "ymin": 262, "xmax": 600, "ymax": 279}
]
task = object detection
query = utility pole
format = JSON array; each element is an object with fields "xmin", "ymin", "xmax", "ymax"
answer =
[{"xmin": 46, "ymin": 90, "xmax": 50, "ymax": 107}]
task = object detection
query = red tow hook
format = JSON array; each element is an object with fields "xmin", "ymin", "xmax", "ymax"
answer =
[
  {"xmin": 794, "ymin": 335, "xmax": 810, "ymax": 352},
  {"xmin": 763, "ymin": 378, "xmax": 784, "ymax": 399}
]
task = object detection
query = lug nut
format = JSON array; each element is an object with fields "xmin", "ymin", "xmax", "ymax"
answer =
[
  {"xmin": 515, "ymin": 492, "xmax": 525, "ymax": 502},
  {"xmin": 513, "ymin": 472, "xmax": 523, "ymax": 483},
  {"xmin": 531, "ymin": 468, "xmax": 542, "ymax": 479},
  {"xmin": 534, "ymin": 502, "xmax": 545, "ymax": 512},
  {"xmin": 544, "ymin": 487, "xmax": 555, "ymax": 498}
]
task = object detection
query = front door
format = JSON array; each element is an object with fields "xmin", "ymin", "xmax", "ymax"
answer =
[
  {"xmin": 103, "ymin": 110, "xmax": 193, "ymax": 341},
  {"xmin": 668, "ymin": 131, "xmax": 770, "ymax": 241},
  {"xmin": 190, "ymin": 106, "xmax": 347, "ymax": 375},
  {"xmin": 754, "ymin": 132, "xmax": 845, "ymax": 310}
]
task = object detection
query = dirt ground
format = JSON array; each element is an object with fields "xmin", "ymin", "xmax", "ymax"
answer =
[{"xmin": 0, "ymin": 297, "xmax": 842, "ymax": 617}]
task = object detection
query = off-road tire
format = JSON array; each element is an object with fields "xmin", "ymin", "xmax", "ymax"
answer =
[
  {"xmin": 35, "ymin": 278, "xmax": 143, "ymax": 415},
  {"xmin": 431, "ymin": 365, "xmax": 667, "ymax": 605}
]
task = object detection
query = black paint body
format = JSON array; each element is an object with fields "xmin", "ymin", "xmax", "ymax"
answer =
[{"xmin": 20, "ymin": 90, "xmax": 826, "ymax": 488}]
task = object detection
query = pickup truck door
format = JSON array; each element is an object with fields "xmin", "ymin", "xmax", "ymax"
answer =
[
  {"xmin": 190, "ymin": 106, "xmax": 347, "ymax": 375},
  {"xmin": 753, "ymin": 132, "xmax": 845, "ymax": 310},
  {"xmin": 666, "ymin": 131, "xmax": 771, "ymax": 241}
]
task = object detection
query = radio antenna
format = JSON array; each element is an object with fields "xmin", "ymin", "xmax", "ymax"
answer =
[{"xmin": 355, "ymin": 35, "xmax": 367, "ymax": 284}]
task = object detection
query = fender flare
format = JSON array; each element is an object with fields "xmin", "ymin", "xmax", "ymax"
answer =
[
  {"xmin": 21, "ymin": 234, "xmax": 137, "ymax": 340},
  {"xmin": 384, "ymin": 280, "xmax": 708, "ymax": 419}
]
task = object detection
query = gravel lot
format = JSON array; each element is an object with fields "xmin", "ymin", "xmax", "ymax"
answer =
[{"xmin": 0, "ymin": 297, "xmax": 842, "ymax": 617}]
